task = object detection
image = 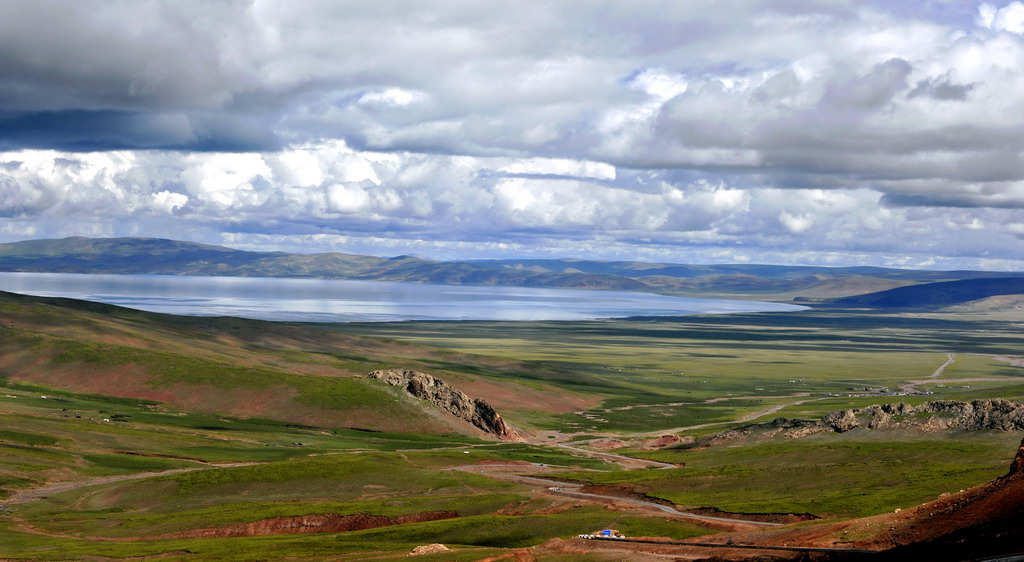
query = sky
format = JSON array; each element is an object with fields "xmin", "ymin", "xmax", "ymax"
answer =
[{"xmin": 1, "ymin": 1, "xmax": 1023, "ymax": 271}]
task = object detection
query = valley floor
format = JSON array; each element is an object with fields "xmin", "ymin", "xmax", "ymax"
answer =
[{"xmin": 2, "ymin": 292, "xmax": 1024, "ymax": 559}]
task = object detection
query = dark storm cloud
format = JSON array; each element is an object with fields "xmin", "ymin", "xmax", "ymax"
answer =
[
  {"xmin": 0, "ymin": 110, "xmax": 279, "ymax": 152},
  {"xmin": 882, "ymin": 191, "xmax": 1024, "ymax": 209},
  {"xmin": 907, "ymin": 74, "xmax": 977, "ymax": 101},
  {"xmin": 0, "ymin": 0, "xmax": 269, "ymax": 151}
]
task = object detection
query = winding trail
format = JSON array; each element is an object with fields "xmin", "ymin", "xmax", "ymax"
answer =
[
  {"xmin": 566, "ymin": 394, "xmax": 832, "ymax": 446},
  {"xmin": 931, "ymin": 353, "xmax": 957, "ymax": 379},
  {"xmin": 448, "ymin": 395, "xmax": 848, "ymax": 529},
  {"xmin": 2, "ymin": 356, "xmax": 968, "ymax": 550},
  {"xmin": 446, "ymin": 463, "xmax": 780, "ymax": 528},
  {"xmin": 900, "ymin": 352, "xmax": 955, "ymax": 393},
  {"xmin": 484, "ymin": 395, "xmax": 842, "ymax": 529},
  {"xmin": 555, "ymin": 442, "xmax": 676, "ymax": 469},
  {"xmin": 0, "ymin": 462, "xmax": 258, "ymax": 509},
  {"xmin": 732, "ymin": 396, "xmax": 830, "ymax": 424}
]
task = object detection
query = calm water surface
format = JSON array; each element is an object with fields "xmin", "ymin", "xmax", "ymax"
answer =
[{"xmin": 0, "ymin": 272, "xmax": 806, "ymax": 322}]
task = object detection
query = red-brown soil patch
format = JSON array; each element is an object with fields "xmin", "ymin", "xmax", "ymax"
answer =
[
  {"xmin": 588, "ymin": 438, "xmax": 628, "ymax": 450},
  {"xmin": 444, "ymin": 374, "xmax": 601, "ymax": 414},
  {"xmin": 844, "ymin": 447, "xmax": 1024, "ymax": 554},
  {"xmin": 0, "ymin": 354, "xmax": 467, "ymax": 435},
  {"xmin": 577, "ymin": 483, "xmax": 674, "ymax": 508},
  {"xmin": 687, "ymin": 507, "xmax": 820, "ymax": 524},
  {"xmin": 0, "ymin": 295, "xmax": 553, "ymax": 438},
  {"xmin": 479, "ymin": 548, "xmax": 538, "ymax": 562},
  {"xmin": 149, "ymin": 510, "xmax": 457, "ymax": 539},
  {"xmin": 641, "ymin": 434, "xmax": 687, "ymax": 450},
  {"xmin": 539, "ymin": 536, "xmax": 781, "ymax": 561},
  {"xmin": 687, "ymin": 437, "xmax": 1024, "ymax": 558}
]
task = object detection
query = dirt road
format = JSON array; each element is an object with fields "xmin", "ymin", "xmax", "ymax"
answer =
[
  {"xmin": 446, "ymin": 463, "xmax": 779, "ymax": 528},
  {"xmin": 0, "ymin": 462, "xmax": 258, "ymax": 508},
  {"xmin": 931, "ymin": 353, "xmax": 956, "ymax": 379},
  {"xmin": 900, "ymin": 352, "xmax": 955, "ymax": 393},
  {"xmin": 601, "ymin": 395, "xmax": 832, "ymax": 442},
  {"xmin": 555, "ymin": 442, "xmax": 676, "ymax": 469}
]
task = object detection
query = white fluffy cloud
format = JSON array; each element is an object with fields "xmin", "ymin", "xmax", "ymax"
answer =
[{"xmin": 0, "ymin": 1, "xmax": 1023, "ymax": 270}]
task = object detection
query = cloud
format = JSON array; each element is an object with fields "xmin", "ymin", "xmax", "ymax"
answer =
[
  {"xmin": 907, "ymin": 74, "xmax": 976, "ymax": 100},
  {"xmin": 977, "ymin": 2, "xmax": 1024, "ymax": 32},
  {"xmin": 0, "ymin": 1, "xmax": 1023, "ymax": 269},
  {"xmin": 2, "ymin": 142, "xmax": 1022, "ymax": 270}
]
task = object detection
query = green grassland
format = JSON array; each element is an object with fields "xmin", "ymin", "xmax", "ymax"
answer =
[
  {"xmin": 3, "ymin": 290, "xmax": 1024, "ymax": 559},
  {"xmin": 0, "ymin": 380, "xmax": 703, "ymax": 558},
  {"xmin": 343, "ymin": 309, "xmax": 1024, "ymax": 433},
  {"xmin": 0, "ymin": 290, "xmax": 605, "ymax": 435},
  {"xmin": 0, "ymin": 383, "xmax": 492, "ymax": 500},
  {"xmin": 0, "ymin": 510, "xmax": 707, "ymax": 561},
  {"xmin": 551, "ymin": 431, "xmax": 1020, "ymax": 519},
  {"xmin": 0, "ymin": 385, "xmax": 642, "ymax": 559}
]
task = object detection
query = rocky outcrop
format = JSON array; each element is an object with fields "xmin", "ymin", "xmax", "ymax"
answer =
[
  {"xmin": 641, "ymin": 434, "xmax": 691, "ymax": 450},
  {"xmin": 920, "ymin": 399, "xmax": 1024, "ymax": 431},
  {"xmin": 410, "ymin": 544, "xmax": 450, "ymax": 556},
  {"xmin": 822, "ymin": 408, "xmax": 861, "ymax": 432},
  {"xmin": 823, "ymin": 399, "xmax": 1024, "ymax": 433},
  {"xmin": 367, "ymin": 369, "xmax": 522, "ymax": 440},
  {"xmin": 669, "ymin": 399, "xmax": 1024, "ymax": 451},
  {"xmin": 1008, "ymin": 438, "xmax": 1024, "ymax": 477},
  {"xmin": 590, "ymin": 438, "xmax": 629, "ymax": 450}
]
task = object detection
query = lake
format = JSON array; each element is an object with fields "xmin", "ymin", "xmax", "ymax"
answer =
[{"xmin": 0, "ymin": 272, "xmax": 806, "ymax": 322}]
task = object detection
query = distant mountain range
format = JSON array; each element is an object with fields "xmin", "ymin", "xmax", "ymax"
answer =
[{"xmin": 1, "ymin": 237, "xmax": 1022, "ymax": 308}]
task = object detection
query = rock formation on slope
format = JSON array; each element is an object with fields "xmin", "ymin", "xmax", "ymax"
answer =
[
  {"xmin": 1008, "ymin": 436, "xmax": 1024, "ymax": 477},
  {"xmin": 668, "ymin": 399, "xmax": 1024, "ymax": 451},
  {"xmin": 367, "ymin": 369, "xmax": 522, "ymax": 440},
  {"xmin": 821, "ymin": 399, "xmax": 1024, "ymax": 433}
]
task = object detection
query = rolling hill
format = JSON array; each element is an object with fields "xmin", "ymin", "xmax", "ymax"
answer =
[
  {"xmin": 0, "ymin": 290, "xmax": 597, "ymax": 437},
  {"xmin": 3, "ymin": 286, "xmax": 1024, "ymax": 559},
  {"xmin": 841, "ymin": 437, "xmax": 1024, "ymax": 560},
  {"xmin": 1, "ymin": 236, "xmax": 1020, "ymax": 298},
  {"xmin": 827, "ymin": 277, "xmax": 1024, "ymax": 309}
]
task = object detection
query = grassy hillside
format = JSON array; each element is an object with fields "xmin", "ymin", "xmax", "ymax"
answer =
[
  {"xmin": 3, "ymin": 236, "xmax": 1020, "ymax": 297},
  {"xmin": 828, "ymin": 277, "xmax": 1024, "ymax": 308},
  {"xmin": 0, "ymin": 382, "xmax": 659, "ymax": 560},
  {"xmin": 0, "ymin": 290, "xmax": 600, "ymax": 436},
  {"xmin": 3, "ymin": 288, "xmax": 1024, "ymax": 559},
  {"xmin": 553, "ymin": 433, "xmax": 1020, "ymax": 519}
]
